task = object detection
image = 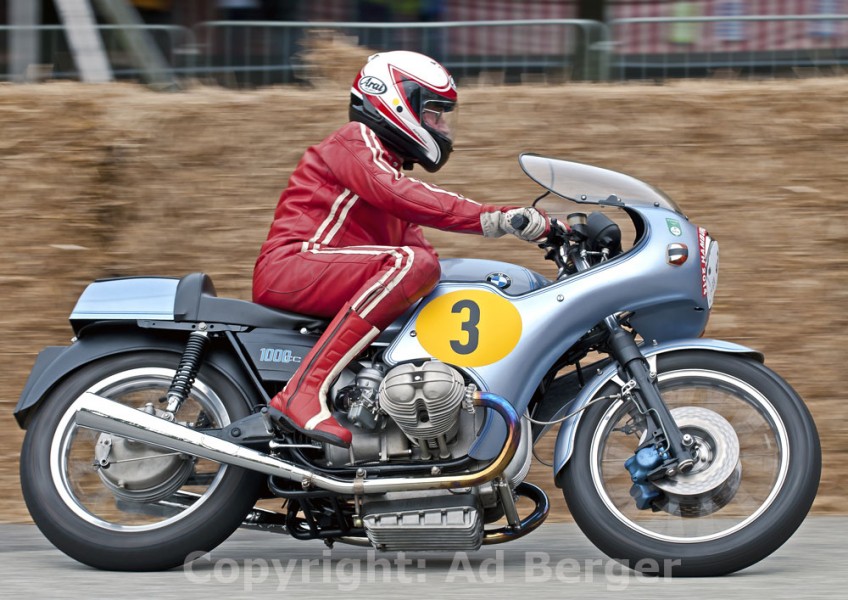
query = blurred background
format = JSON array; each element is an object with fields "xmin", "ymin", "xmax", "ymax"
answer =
[
  {"xmin": 3, "ymin": 0, "xmax": 848, "ymax": 85},
  {"xmin": 1, "ymin": 1, "xmax": 846, "ymax": 523}
]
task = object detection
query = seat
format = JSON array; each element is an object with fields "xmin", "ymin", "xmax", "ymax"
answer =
[{"xmin": 173, "ymin": 273, "xmax": 327, "ymax": 331}]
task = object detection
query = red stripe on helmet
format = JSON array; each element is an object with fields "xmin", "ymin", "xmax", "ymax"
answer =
[
  {"xmin": 388, "ymin": 64, "xmax": 457, "ymax": 102},
  {"xmin": 388, "ymin": 65, "xmax": 418, "ymax": 118}
]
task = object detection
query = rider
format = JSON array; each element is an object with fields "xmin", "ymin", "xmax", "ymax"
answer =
[{"xmin": 253, "ymin": 50, "xmax": 549, "ymax": 447}]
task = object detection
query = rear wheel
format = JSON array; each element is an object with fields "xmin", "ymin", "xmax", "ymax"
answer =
[
  {"xmin": 561, "ymin": 350, "xmax": 820, "ymax": 576},
  {"xmin": 20, "ymin": 351, "xmax": 262, "ymax": 571}
]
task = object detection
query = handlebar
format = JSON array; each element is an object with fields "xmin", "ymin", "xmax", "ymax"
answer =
[{"xmin": 539, "ymin": 212, "xmax": 622, "ymax": 279}]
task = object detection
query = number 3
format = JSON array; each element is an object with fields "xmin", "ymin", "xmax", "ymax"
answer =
[
  {"xmin": 415, "ymin": 290, "xmax": 522, "ymax": 367},
  {"xmin": 450, "ymin": 300, "xmax": 480, "ymax": 355}
]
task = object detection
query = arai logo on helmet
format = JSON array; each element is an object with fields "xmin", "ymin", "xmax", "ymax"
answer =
[{"xmin": 359, "ymin": 76, "xmax": 387, "ymax": 95}]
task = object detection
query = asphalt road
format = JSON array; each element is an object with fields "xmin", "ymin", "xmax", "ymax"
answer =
[{"xmin": 3, "ymin": 518, "xmax": 846, "ymax": 599}]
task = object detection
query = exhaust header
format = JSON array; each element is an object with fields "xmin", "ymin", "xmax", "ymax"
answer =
[{"xmin": 72, "ymin": 390, "xmax": 520, "ymax": 495}]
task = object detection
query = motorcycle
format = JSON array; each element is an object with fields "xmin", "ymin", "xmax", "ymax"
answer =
[{"xmin": 15, "ymin": 154, "xmax": 821, "ymax": 576}]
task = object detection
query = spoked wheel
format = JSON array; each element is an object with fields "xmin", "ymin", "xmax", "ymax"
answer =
[
  {"xmin": 561, "ymin": 350, "xmax": 820, "ymax": 576},
  {"xmin": 21, "ymin": 352, "xmax": 262, "ymax": 571}
]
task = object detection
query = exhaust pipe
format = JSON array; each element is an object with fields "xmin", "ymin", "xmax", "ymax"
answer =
[{"xmin": 72, "ymin": 391, "xmax": 520, "ymax": 495}]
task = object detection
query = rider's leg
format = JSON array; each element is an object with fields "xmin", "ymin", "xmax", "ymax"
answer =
[{"xmin": 254, "ymin": 245, "xmax": 440, "ymax": 446}]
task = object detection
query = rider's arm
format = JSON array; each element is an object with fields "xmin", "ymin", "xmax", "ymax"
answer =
[{"xmin": 326, "ymin": 122, "xmax": 508, "ymax": 235}]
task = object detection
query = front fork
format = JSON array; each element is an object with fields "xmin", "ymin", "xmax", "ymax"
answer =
[
  {"xmin": 603, "ymin": 315, "xmax": 695, "ymax": 476},
  {"xmin": 570, "ymin": 244, "xmax": 695, "ymax": 476}
]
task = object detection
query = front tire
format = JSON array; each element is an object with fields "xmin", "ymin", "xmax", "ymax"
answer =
[
  {"xmin": 560, "ymin": 350, "xmax": 820, "ymax": 576},
  {"xmin": 20, "ymin": 351, "xmax": 263, "ymax": 571}
]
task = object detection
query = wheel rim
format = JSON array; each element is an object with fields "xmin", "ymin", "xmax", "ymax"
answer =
[
  {"xmin": 50, "ymin": 367, "xmax": 231, "ymax": 532},
  {"xmin": 589, "ymin": 369, "xmax": 790, "ymax": 543}
]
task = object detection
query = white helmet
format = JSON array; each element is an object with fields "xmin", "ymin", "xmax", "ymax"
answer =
[{"xmin": 349, "ymin": 51, "xmax": 457, "ymax": 172}]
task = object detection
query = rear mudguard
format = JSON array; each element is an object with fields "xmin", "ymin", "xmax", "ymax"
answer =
[
  {"xmin": 551, "ymin": 338, "xmax": 763, "ymax": 483},
  {"xmin": 14, "ymin": 326, "xmax": 260, "ymax": 429}
]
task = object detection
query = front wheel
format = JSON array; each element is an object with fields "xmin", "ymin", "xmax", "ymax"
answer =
[
  {"xmin": 20, "ymin": 351, "xmax": 263, "ymax": 571},
  {"xmin": 560, "ymin": 350, "xmax": 820, "ymax": 576}
]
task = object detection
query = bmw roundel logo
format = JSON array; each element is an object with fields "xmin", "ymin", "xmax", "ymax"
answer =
[
  {"xmin": 358, "ymin": 76, "xmax": 387, "ymax": 95},
  {"xmin": 486, "ymin": 272, "xmax": 512, "ymax": 290}
]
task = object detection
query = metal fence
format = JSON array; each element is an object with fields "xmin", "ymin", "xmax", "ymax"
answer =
[
  {"xmin": 610, "ymin": 14, "xmax": 848, "ymax": 79},
  {"xmin": 190, "ymin": 19, "xmax": 610, "ymax": 87},
  {"xmin": 3, "ymin": 16, "xmax": 848, "ymax": 87}
]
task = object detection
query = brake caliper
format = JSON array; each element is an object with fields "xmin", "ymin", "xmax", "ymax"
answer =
[{"xmin": 624, "ymin": 446, "xmax": 666, "ymax": 510}]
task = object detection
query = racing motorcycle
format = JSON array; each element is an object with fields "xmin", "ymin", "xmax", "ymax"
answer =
[{"xmin": 15, "ymin": 154, "xmax": 821, "ymax": 576}]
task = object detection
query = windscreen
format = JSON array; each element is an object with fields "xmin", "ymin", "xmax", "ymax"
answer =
[{"xmin": 519, "ymin": 154, "xmax": 684, "ymax": 215}]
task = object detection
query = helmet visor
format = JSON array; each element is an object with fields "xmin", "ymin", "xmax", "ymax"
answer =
[{"xmin": 421, "ymin": 99, "xmax": 457, "ymax": 143}]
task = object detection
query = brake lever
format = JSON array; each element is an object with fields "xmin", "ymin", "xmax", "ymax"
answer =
[
  {"xmin": 539, "ymin": 218, "xmax": 574, "ymax": 275},
  {"xmin": 545, "ymin": 217, "xmax": 570, "ymax": 244}
]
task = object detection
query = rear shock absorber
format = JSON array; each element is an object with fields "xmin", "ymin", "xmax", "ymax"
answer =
[{"xmin": 162, "ymin": 323, "xmax": 211, "ymax": 419}]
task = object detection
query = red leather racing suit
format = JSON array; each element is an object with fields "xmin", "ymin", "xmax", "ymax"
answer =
[
  {"xmin": 253, "ymin": 121, "xmax": 515, "ymax": 446},
  {"xmin": 253, "ymin": 121, "xmax": 509, "ymax": 326}
]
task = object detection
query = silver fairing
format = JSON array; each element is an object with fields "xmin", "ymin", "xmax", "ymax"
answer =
[{"xmin": 384, "ymin": 205, "xmax": 711, "ymax": 460}]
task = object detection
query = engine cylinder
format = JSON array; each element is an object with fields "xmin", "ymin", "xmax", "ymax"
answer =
[{"xmin": 378, "ymin": 362, "xmax": 465, "ymax": 452}]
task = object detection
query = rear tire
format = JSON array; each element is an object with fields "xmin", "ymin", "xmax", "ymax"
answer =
[
  {"xmin": 20, "ymin": 351, "xmax": 263, "ymax": 571},
  {"xmin": 561, "ymin": 350, "xmax": 820, "ymax": 576}
]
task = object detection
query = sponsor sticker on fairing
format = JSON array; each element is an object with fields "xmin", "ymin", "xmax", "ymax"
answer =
[
  {"xmin": 666, "ymin": 218, "xmax": 683, "ymax": 237},
  {"xmin": 698, "ymin": 227, "xmax": 719, "ymax": 308}
]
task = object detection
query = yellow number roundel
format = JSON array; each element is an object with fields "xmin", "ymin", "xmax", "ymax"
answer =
[{"xmin": 415, "ymin": 290, "xmax": 523, "ymax": 367}]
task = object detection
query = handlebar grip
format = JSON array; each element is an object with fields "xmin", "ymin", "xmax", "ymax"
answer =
[{"xmin": 510, "ymin": 213, "xmax": 530, "ymax": 231}]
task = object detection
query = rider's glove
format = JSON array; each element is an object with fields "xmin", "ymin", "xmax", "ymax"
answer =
[{"xmin": 481, "ymin": 207, "xmax": 550, "ymax": 242}]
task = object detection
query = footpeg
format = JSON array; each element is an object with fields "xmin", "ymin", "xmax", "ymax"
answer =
[
  {"xmin": 266, "ymin": 406, "xmax": 350, "ymax": 448},
  {"xmin": 212, "ymin": 409, "xmax": 284, "ymax": 446}
]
